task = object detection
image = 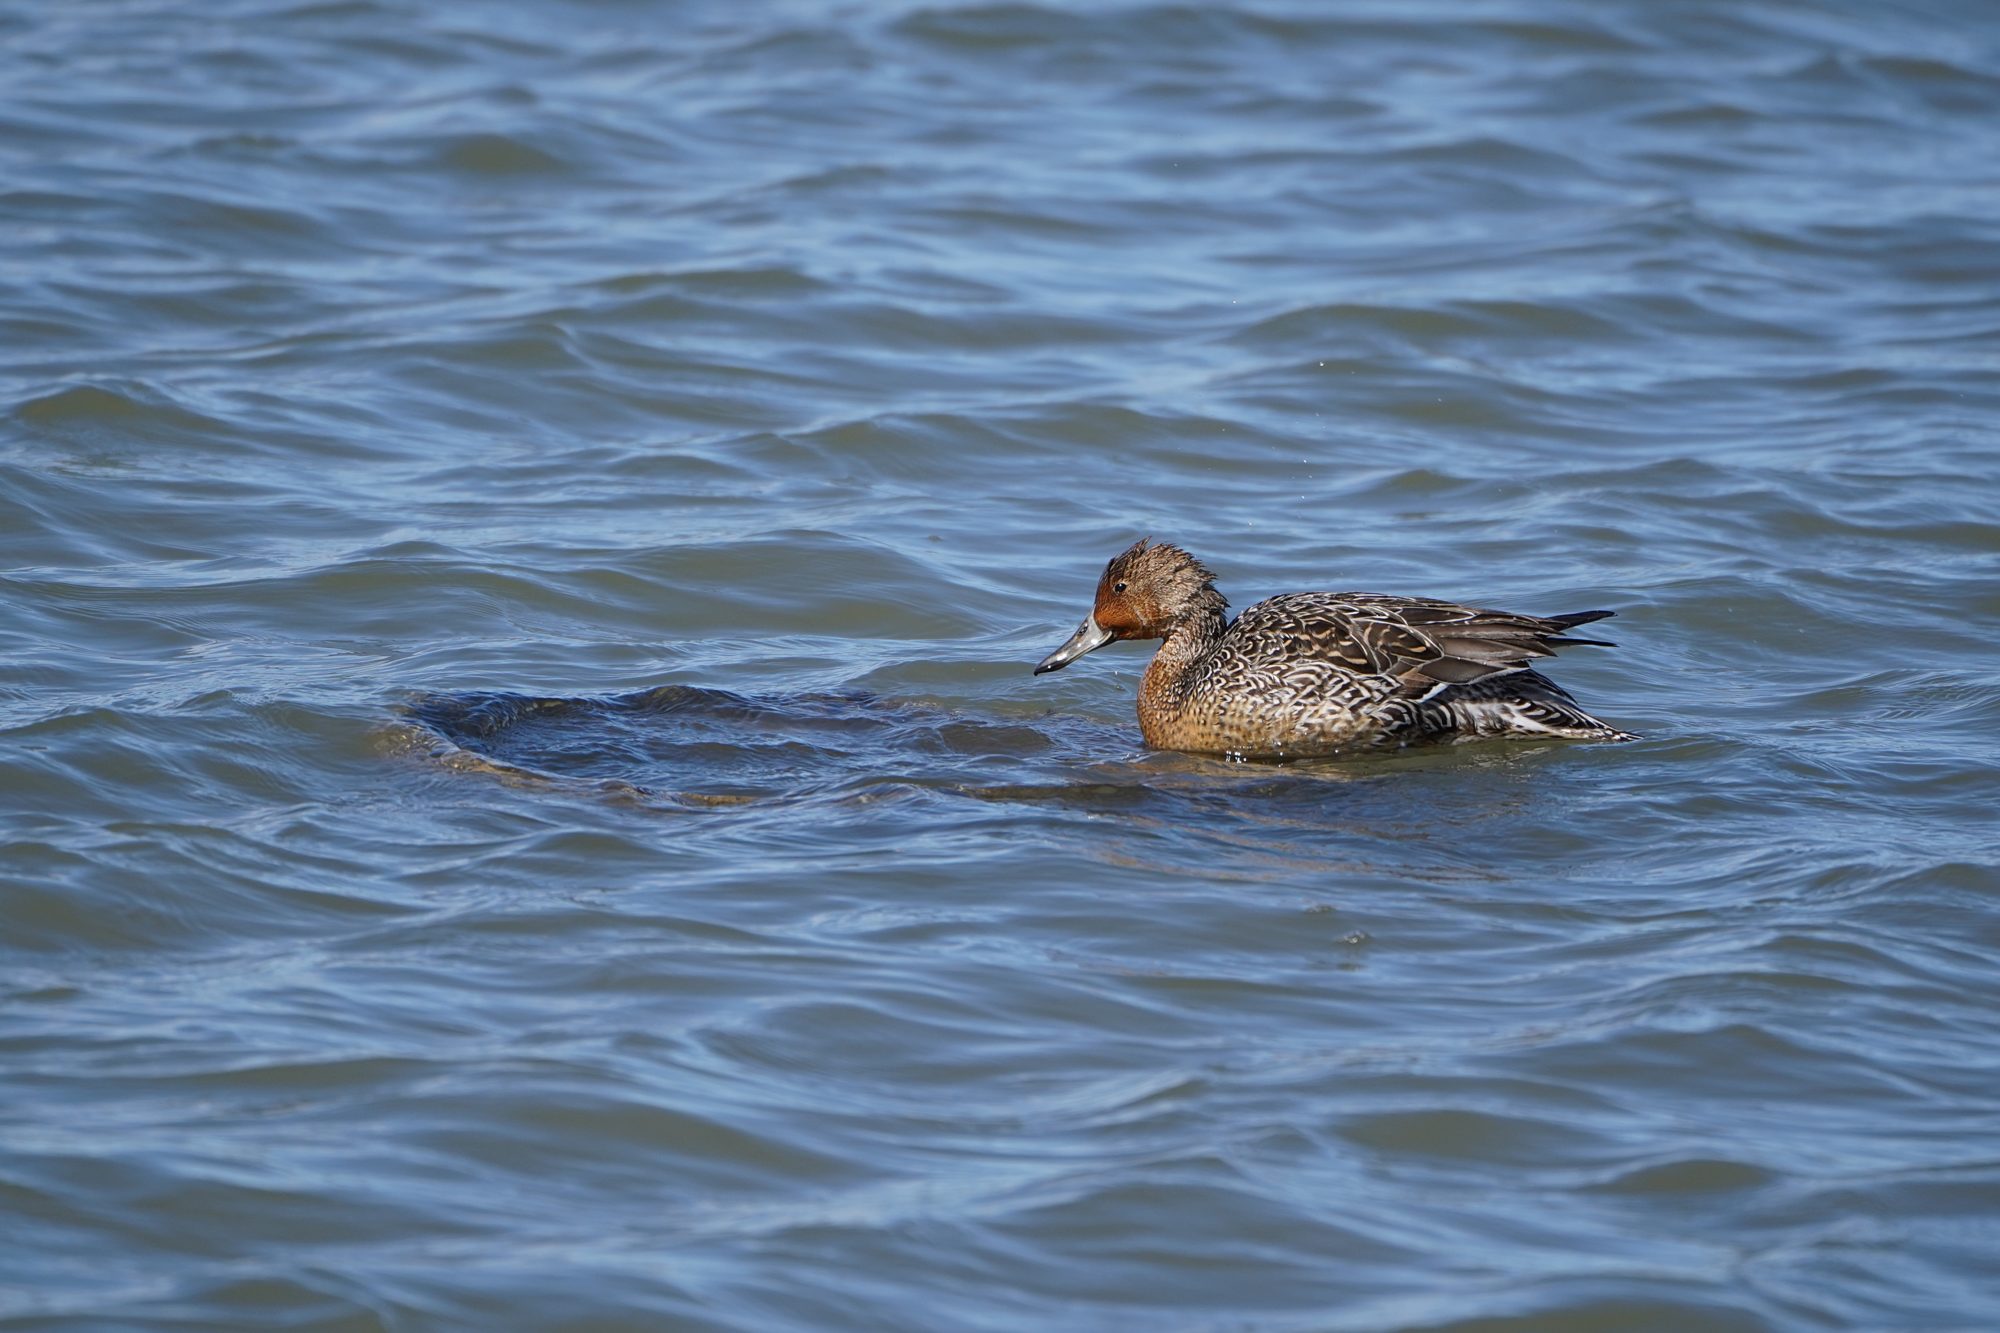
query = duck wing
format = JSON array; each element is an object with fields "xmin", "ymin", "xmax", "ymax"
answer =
[{"xmin": 1234, "ymin": 593, "xmax": 1616, "ymax": 691}]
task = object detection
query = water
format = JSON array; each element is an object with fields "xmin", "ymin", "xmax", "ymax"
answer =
[{"xmin": 4, "ymin": 2, "xmax": 1998, "ymax": 1328}]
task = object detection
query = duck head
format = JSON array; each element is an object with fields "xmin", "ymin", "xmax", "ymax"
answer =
[{"xmin": 1034, "ymin": 539, "xmax": 1224, "ymax": 673}]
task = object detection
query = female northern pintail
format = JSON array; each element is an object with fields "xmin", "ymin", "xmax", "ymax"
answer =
[{"xmin": 1034, "ymin": 539, "xmax": 1633, "ymax": 757}]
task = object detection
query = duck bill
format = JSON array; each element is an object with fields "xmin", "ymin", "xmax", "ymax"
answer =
[{"xmin": 1034, "ymin": 614, "xmax": 1114, "ymax": 674}]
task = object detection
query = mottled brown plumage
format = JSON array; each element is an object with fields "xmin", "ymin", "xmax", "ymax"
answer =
[{"xmin": 1034, "ymin": 539, "xmax": 1633, "ymax": 757}]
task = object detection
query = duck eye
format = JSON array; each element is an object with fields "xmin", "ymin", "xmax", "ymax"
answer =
[{"xmin": 1113, "ymin": 581, "xmax": 1128, "ymax": 593}]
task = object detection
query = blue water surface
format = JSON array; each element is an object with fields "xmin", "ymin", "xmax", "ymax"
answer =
[{"xmin": 3, "ymin": 2, "xmax": 1998, "ymax": 1329}]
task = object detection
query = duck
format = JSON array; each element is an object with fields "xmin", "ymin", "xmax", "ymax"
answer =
[{"xmin": 1034, "ymin": 539, "xmax": 1633, "ymax": 757}]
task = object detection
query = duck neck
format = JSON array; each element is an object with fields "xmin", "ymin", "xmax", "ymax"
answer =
[{"xmin": 1140, "ymin": 593, "xmax": 1229, "ymax": 711}]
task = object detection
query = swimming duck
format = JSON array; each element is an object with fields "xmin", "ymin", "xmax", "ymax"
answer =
[{"xmin": 1034, "ymin": 539, "xmax": 1632, "ymax": 756}]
